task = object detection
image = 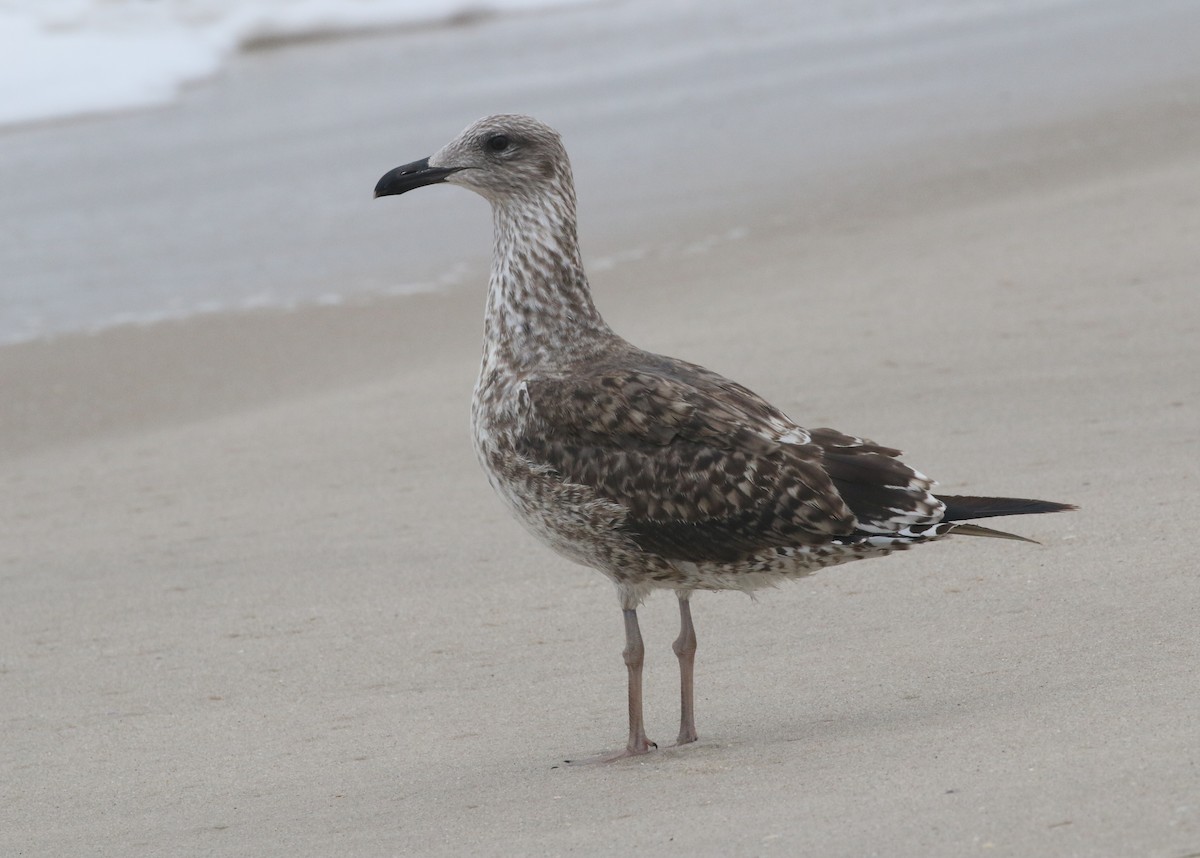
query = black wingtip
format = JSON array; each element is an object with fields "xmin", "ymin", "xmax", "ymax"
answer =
[{"xmin": 938, "ymin": 495, "xmax": 1077, "ymax": 522}]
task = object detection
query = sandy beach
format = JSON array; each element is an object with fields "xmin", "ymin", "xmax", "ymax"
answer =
[{"xmin": 4, "ymin": 1, "xmax": 1200, "ymax": 855}]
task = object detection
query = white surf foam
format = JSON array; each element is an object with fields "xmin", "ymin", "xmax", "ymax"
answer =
[{"xmin": 0, "ymin": 0, "xmax": 595, "ymax": 128}]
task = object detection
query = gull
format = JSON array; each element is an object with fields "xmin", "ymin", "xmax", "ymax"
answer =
[{"xmin": 374, "ymin": 115, "xmax": 1073, "ymax": 761}]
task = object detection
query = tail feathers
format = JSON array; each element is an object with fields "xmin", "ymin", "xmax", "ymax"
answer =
[
  {"xmin": 947, "ymin": 522, "xmax": 1040, "ymax": 544},
  {"xmin": 939, "ymin": 494, "xmax": 1077, "ymax": 522}
]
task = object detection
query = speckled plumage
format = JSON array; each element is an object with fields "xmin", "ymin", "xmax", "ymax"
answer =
[{"xmin": 375, "ymin": 114, "xmax": 1074, "ymax": 759}]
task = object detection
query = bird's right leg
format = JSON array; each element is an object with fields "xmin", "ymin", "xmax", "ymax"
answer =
[
  {"xmin": 566, "ymin": 605, "xmax": 656, "ymax": 764},
  {"xmin": 619, "ymin": 607, "xmax": 655, "ymax": 756},
  {"xmin": 673, "ymin": 591, "xmax": 699, "ymax": 745}
]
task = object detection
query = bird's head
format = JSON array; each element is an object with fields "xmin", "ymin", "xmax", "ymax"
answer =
[{"xmin": 374, "ymin": 114, "xmax": 572, "ymax": 207}]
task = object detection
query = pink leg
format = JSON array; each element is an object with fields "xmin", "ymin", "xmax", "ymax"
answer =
[
  {"xmin": 621, "ymin": 607, "xmax": 655, "ymax": 755},
  {"xmin": 673, "ymin": 592, "xmax": 699, "ymax": 745},
  {"xmin": 566, "ymin": 607, "xmax": 656, "ymax": 764}
]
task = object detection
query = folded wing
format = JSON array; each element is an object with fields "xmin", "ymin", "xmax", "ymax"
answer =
[{"xmin": 519, "ymin": 351, "xmax": 946, "ymax": 562}]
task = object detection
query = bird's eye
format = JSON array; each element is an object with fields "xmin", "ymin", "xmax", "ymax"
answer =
[{"xmin": 486, "ymin": 134, "xmax": 510, "ymax": 153}]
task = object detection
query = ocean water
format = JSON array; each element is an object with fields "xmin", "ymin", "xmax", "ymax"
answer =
[
  {"xmin": 0, "ymin": 0, "xmax": 1083, "ymax": 130},
  {"xmin": 0, "ymin": 0, "xmax": 596, "ymax": 127},
  {"xmin": 3, "ymin": 0, "xmax": 1183, "ymax": 346}
]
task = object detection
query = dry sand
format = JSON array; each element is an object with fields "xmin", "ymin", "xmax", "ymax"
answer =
[{"xmin": 3, "ymin": 3, "xmax": 1200, "ymax": 856}]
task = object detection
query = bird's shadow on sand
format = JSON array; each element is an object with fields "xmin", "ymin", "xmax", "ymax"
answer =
[{"xmin": 548, "ymin": 692, "xmax": 988, "ymax": 770}]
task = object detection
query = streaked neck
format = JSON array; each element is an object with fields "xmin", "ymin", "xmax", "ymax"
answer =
[{"xmin": 483, "ymin": 192, "xmax": 612, "ymax": 370}]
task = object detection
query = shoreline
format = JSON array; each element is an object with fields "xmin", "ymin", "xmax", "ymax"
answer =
[
  {"xmin": 5, "ymin": 0, "xmax": 1199, "ymax": 348},
  {"xmin": 5, "ymin": 69, "xmax": 1199, "ymax": 460}
]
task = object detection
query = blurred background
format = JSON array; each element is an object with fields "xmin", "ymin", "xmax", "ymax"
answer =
[{"xmin": 4, "ymin": 0, "xmax": 1196, "ymax": 345}]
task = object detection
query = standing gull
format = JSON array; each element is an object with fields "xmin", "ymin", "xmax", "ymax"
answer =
[{"xmin": 374, "ymin": 115, "xmax": 1073, "ymax": 760}]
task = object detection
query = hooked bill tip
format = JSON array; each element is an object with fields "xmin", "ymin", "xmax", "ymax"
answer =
[{"xmin": 375, "ymin": 157, "xmax": 461, "ymax": 198}]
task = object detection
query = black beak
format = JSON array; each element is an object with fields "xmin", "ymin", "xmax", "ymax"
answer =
[{"xmin": 374, "ymin": 157, "xmax": 460, "ymax": 198}]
